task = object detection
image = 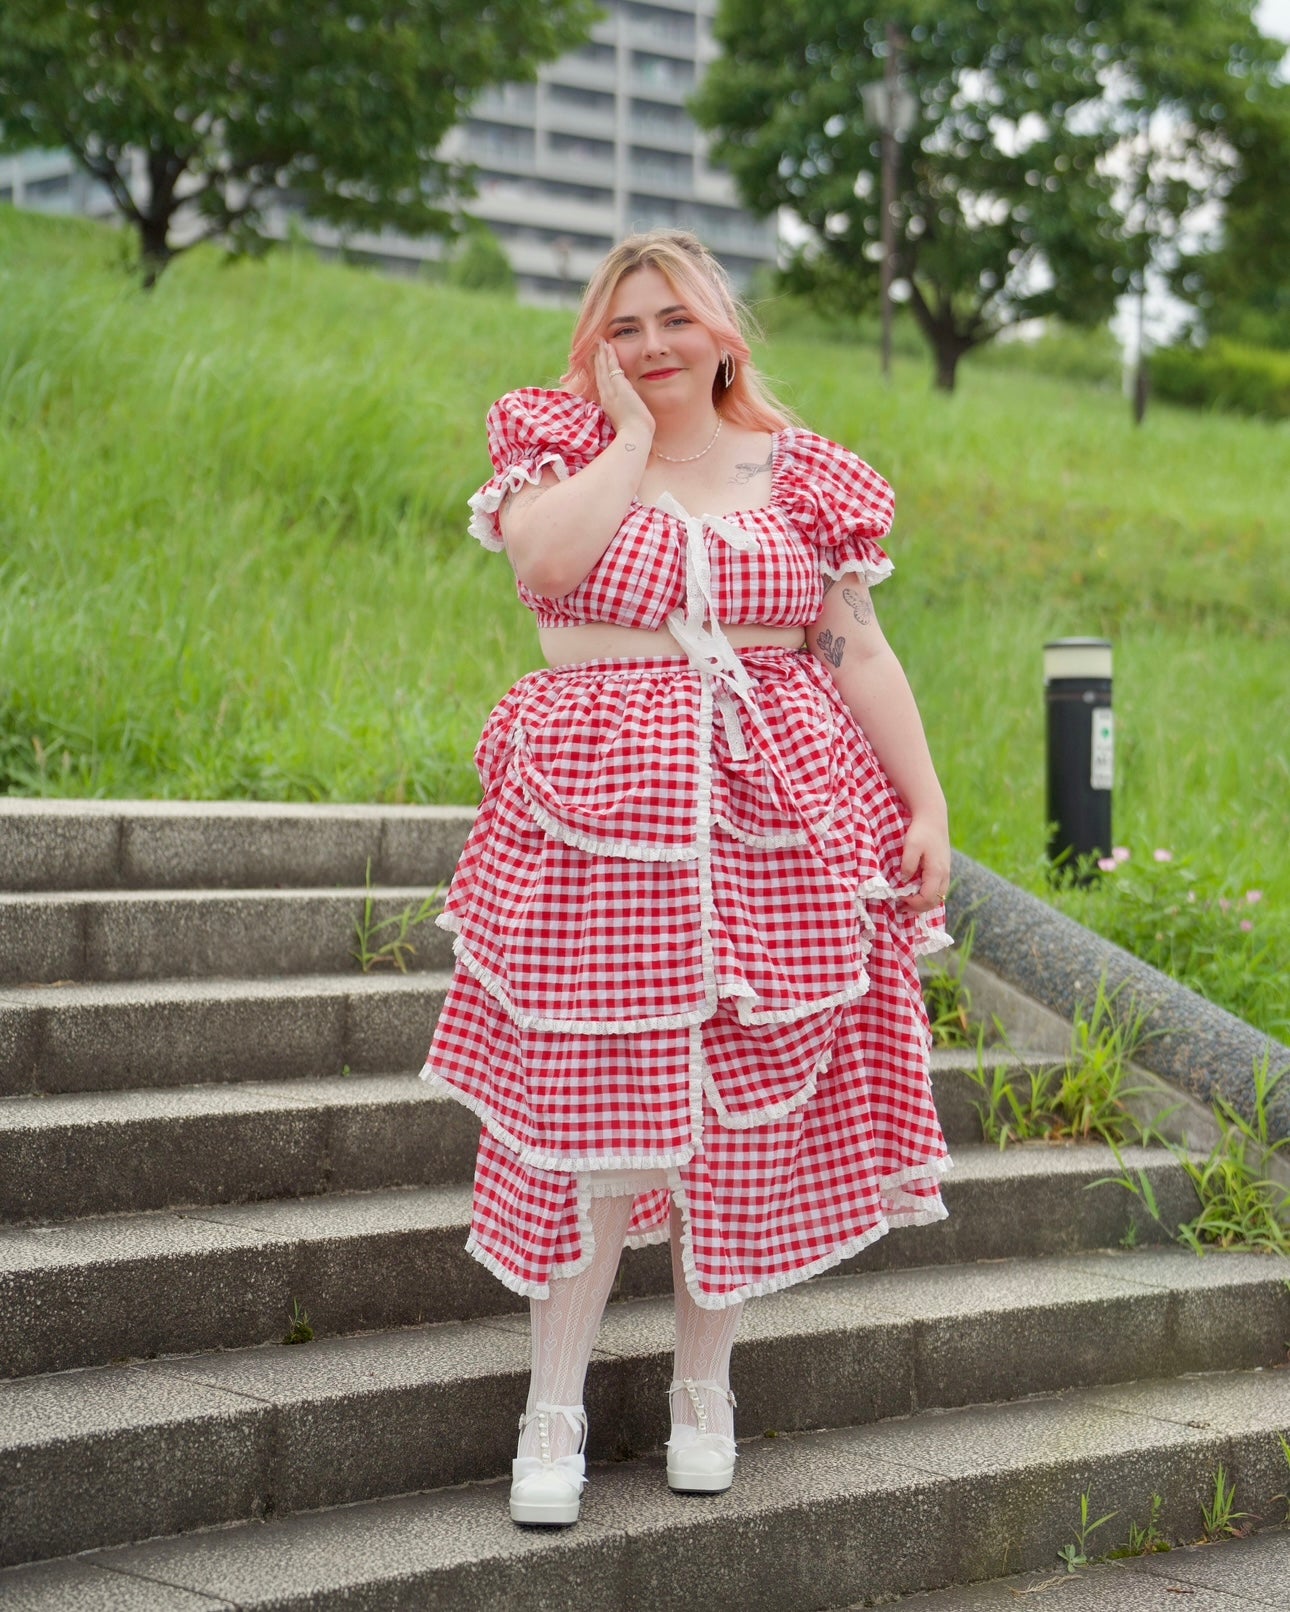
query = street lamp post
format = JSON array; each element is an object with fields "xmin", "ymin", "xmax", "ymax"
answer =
[{"xmin": 860, "ymin": 25, "xmax": 917, "ymax": 381}]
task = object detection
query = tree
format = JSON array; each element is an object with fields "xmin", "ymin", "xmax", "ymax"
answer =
[
  {"xmin": 693, "ymin": 0, "xmax": 1290, "ymax": 390},
  {"xmin": 1175, "ymin": 100, "xmax": 1290, "ymax": 352},
  {"xmin": 0, "ymin": 0, "xmax": 596, "ymax": 285}
]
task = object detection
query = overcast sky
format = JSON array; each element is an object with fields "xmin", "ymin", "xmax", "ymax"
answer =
[{"xmin": 1256, "ymin": 0, "xmax": 1290, "ymax": 42}]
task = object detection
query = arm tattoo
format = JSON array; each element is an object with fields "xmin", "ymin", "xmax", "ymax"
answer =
[
  {"xmin": 841, "ymin": 585, "xmax": 874, "ymax": 626},
  {"xmin": 731, "ymin": 453, "xmax": 772, "ymax": 485},
  {"xmin": 622, "ymin": 440, "xmax": 639, "ymax": 452},
  {"xmin": 816, "ymin": 628, "xmax": 846, "ymax": 668}
]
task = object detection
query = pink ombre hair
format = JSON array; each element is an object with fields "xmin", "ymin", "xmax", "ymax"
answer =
[{"xmin": 560, "ymin": 230, "xmax": 797, "ymax": 433}]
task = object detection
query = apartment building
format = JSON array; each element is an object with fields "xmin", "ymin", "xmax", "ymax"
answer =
[
  {"xmin": 444, "ymin": 0, "xmax": 776, "ymax": 297},
  {"xmin": 0, "ymin": 0, "xmax": 776, "ymax": 297}
]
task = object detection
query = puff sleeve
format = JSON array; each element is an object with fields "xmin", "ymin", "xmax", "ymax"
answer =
[
  {"xmin": 777, "ymin": 429, "xmax": 896, "ymax": 586},
  {"xmin": 467, "ymin": 388, "xmax": 613, "ymax": 549}
]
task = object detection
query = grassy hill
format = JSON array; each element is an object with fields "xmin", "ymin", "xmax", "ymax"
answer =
[{"xmin": 1, "ymin": 206, "xmax": 1285, "ymax": 1034}]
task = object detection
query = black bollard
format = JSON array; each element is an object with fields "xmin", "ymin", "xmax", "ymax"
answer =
[{"xmin": 1044, "ymin": 638, "xmax": 1113, "ymax": 879}]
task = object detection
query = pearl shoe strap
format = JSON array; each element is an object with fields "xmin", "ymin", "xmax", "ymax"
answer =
[
  {"xmin": 518, "ymin": 1401, "xmax": 587, "ymax": 1464},
  {"xmin": 668, "ymin": 1377, "xmax": 736, "ymax": 1436}
]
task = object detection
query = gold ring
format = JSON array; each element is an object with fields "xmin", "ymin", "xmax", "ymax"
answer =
[{"xmin": 608, "ymin": 368, "xmax": 624, "ymax": 378}]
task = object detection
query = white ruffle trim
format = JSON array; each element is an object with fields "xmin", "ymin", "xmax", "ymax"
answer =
[
  {"xmin": 854, "ymin": 874, "xmax": 954, "ymax": 960},
  {"xmin": 703, "ymin": 1070, "xmax": 817, "ymax": 1130},
  {"xmin": 447, "ymin": 931, "xmax": 714, "ymax": 1033},
  {"xmin": 667, "ymin": 1166, "xmax": 944, "ymax": 1310},
  {"xmin": 518, "ymin": 781, "xmax": 698, "ymax": 863},
  {"xmin": 467, "ymin": 454, "xmax": 571, "ymax": 549},
  {"xmin": 731, "ymin": 978, "xmax": 869, "ymax": 1027},
  {"xmin": 463, "ymin": 1153, "xmax": 952, "ymax": 1306},
  {"xmin": 421, "ymin": 1061, "xmax": 698, "ymax": 1174},
  {"xmin": 711, "ymin": 801, "xmax": 841, "ymax": 848},
  {"xmin": 819, "ymin": 555, "xmax": 895, "ymax": 587}
]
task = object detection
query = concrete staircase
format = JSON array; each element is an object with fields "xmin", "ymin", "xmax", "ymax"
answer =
[{"xmin": 1, "ymin": 799, "xmax": 1288, "ymax": 1610}]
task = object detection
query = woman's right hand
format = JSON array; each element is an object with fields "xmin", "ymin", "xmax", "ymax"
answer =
[{"xmin": 594, "ymin": 340, "xmax": 656, "ymax": 442}]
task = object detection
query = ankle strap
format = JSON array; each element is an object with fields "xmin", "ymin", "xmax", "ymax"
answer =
[
  {"xmin": 518, "ymin": 1402, "xmax": 588, "ymax": 1455},
  {"xmin": 668, "ymin": 1377, "xmax": 737, "ymax": 1435},
  {"xmin": 668, "ymin": 1378, "xmax": 736, "ymax": 1405}
]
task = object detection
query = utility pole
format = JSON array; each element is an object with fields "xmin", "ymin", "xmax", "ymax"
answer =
[
  {"xmin": 861, "ymin": 26, "xmax": 916, "ymax": 383},
  {"xmin": 880, "ymin": 21, "xmax": 900, "ymax": 382}
]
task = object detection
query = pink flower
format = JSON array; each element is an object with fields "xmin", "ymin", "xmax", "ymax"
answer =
[
  {"xmin": 1112, "ymin": 847, "xmax": 1131, "ymax": 863},
  {"xmin": 1153, "ymin": 848, "xmax": 1173, "ymax": 862},
  {"xmin": 1245, "ymin": 890, "xmax": 1263, "ymax": 905},
  {"xmin": 1240, "ymin": 920, "xmax": 1254, "ymax": 932},
  {"xmin": 1097, "ymin": 857, "xmax": 1118, "ymax": 872},
  {"xmin": 1219, "ymin": 898, "xmax": 1232, "ymax": 912}
]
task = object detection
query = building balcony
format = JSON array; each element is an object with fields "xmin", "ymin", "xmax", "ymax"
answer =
[
  {"xmin": 541, "ymin": 101, "xmax": 619, "ymax": 141},
  {"xmin": 624, "ymin": 20, "xmax": 696, "ymax": 54},
  {"xmin": 545, "ymin": 52, "xmax": 620, "ymax": 93},
  {"xmin": 627, "ymin": 113, "xmax": 694, "ymax": 151},
  {"xmin": 629, "ymin": 160, "xmax": 694, "ymax": 194},
  {"xmin": 471, "ymin": 184, "xmax": 616, "ymax": 238}
]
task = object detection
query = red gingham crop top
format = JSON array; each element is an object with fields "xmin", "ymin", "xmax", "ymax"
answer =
[{"xmin": 467, "ymin": 388, "xmax": 895, "ymax": 630}]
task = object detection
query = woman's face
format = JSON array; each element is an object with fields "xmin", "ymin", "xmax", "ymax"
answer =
[{"xmin": 604, "ymin": 265, "xmax": 722, "ymax": 411}]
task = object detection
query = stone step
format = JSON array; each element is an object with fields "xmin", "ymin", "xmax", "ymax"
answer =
[
  {"xmin": 0, "ymin": 1145, "xmax": 1201, "ymax": 1378},
  {"xmin": 3, "ymin": 1365, "xmax": 1288, "ymax": 1607},
  {"xmin": 3, "ymin": 1246, "xmax": 1286, "ymax": 1572},
  {"xmin": 0, "ymin": 798, "xmax": 475, "ymax": 893},
  {"xmin": 0, "ymin": 1050, "xmax": 1056, "ymax": 1225},
  {"xmin": 0, "ymin": 886, "xmax": 453, "ymax": 985},
  {"xmin": 883, "ymin": 1528, "xmax": 1290, "ymax": 1611},
  {"xmin": 0, "ymin": 971, "xmax": 448, "ymax": 1097}
]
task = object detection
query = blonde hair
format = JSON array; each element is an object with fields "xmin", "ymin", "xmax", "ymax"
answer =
[{"xmin": 560, "ymin": 229, "xmax": 796, "ymax": 433}]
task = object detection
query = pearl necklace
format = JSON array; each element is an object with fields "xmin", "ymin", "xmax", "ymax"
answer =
[{"xmin": 651, "ymin": 417, "xmax": 722, "ymax": 463}]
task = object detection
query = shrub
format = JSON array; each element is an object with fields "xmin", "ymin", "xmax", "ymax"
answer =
[
  {"xmin": 447, "ymin": 228, "xmax": 516, "ymax": 296},
  {"xmin": 1151, "ymin": 339, "xmax": 1290, "ymax": 421},
  {"xmin": 969, "ymin": 322, "xmax": 1123, "ymax": 388}
]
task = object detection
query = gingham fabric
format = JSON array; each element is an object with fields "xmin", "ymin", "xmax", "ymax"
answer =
[
  {"xmin": 467, "ymin": 389, "xmax": 896, "ymax": 626},
  {"xmin": 423, "ymin": 391, "xmax": 952, "ymax": 1308}
]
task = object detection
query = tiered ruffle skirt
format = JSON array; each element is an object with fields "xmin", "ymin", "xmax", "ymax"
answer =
[{"xmin": 422, "ymin": 648, "xmax": 952, "ymax": 1307}]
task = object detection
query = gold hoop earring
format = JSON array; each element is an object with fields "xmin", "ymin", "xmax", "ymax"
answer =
[{"xmin": 721, "ymin": 354, "xmax": 735, "ymax": 388}]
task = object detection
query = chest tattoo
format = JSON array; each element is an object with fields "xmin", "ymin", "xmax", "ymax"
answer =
[{"xmin": 731, "ymin": 453, "xmax": 772, "ymax": 486}]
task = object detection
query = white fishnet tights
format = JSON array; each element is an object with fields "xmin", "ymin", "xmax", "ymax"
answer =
[
  {"xmin": 518, "ymin": 1193, "xmax": 744, "ymax": 1461},
  {"xmin": 668, "ymin": 1204, "xmax": 741, "ymax": 1441},
  {"xmin": 519, "ymin": 1194, "xmax": 634, "ymax": 1461}
]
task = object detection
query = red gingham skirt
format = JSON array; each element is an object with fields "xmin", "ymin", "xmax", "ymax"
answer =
[{"xmin": 422, "ymin": 648, "xmax": 952, "ymax": 1307}]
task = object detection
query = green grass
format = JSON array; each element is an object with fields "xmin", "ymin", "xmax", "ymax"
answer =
[{"xmin": 1, "ymin": 207, "xmax": 1286, "ymax": 1034}]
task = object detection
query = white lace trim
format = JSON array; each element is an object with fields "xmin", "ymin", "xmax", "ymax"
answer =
[
  {"xmin": 732, "ymin": 978, "xmax": 869, "ymax": 1027},
  {"xmin": 447, "ymin": 932, "xmax": 714, "ymax": 1034},
  {"xmin": 467, "ymin": 454, "xmax": 571, "ymax": 549},
  {"xmin": 882, "ymin": 1153, "xmax": 954, "ymax": 1193},
  {"xmin": 703, "ymin": 1070, "xmax": 818, "ymax": 1131},
  {"xmin": 581, "ymin": 1166, "xmax": 670, "ymax": 1199},
  {"xmin": 711, "ymin": 801, "xmax": 841, "ymax": 848},
  {"xmin": 517, "ymin": 773, "xmax": 697, "ymax": 863},
  {"xmin": 669, "ymin": 1168, "xmax": 921, "ymax": 1311},
  {"xmin": 819, "ymin": 555, "xmax": 894, "ymax": 587},
  {"xmin": 419, "ymin": 1061, "xmax": 696, "ymax": 1173},
  {"xmin": 914, "ymin": 926, "xmax": 954, "ymax": 959}
]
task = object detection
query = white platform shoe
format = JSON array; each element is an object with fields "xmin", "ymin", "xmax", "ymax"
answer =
[
  {"xmin": 666, "ymin": 1377, "xmax": 737, "ymax": 1494},
  {"xmin": 509, "ymin": 1402, "xmax": 588, "ymax": 1526}
]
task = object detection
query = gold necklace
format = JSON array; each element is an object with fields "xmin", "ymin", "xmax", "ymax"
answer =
[{"xmin": 651, "ymin": 417, "xmax": 722, "ymax": 463}]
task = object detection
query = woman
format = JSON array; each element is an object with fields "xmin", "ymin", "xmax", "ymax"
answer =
[{"xmin": 421, "ymin": 229, "xmax": 952, "ymax": 1526}]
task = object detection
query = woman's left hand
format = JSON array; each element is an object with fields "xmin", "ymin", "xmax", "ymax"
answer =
[{"xmin": 899, "ymin": 812, "xmax": 952, "ymax": 914}]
